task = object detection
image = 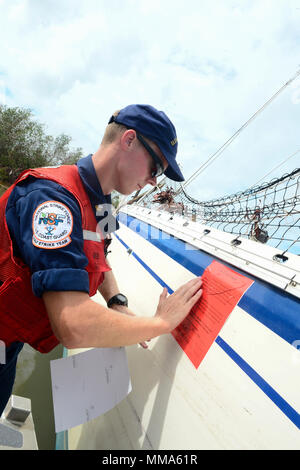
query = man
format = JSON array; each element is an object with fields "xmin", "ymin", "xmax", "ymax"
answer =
[{"xmin": 0, "ymin": 104, "xmax": 203, "ymax": 415}]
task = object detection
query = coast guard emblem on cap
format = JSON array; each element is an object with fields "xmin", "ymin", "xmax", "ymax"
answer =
[{"xmin": 32, "ymin": 201, "xmax": 73, "ymax": 249}]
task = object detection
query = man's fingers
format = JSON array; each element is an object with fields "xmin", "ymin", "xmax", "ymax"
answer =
[
  {"xmin": 160, "ymin": 287, "xmax": 168, "ymax": 299},
  {"xmin": 186, "ymin": 278, "xmax": 203, "ymax": 299},
  {"xmin": 175, "ymin": 277, "xmax": 202, "ymax": 300},
  {"xmin": 187, "ymin": 288, "xmax": 203, "ymax": 310}
]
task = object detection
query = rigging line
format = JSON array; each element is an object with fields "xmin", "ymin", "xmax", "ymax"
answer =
[
  {"xmin": 248, "ymin": 148, "xmax": 300, "ymax": 189},
  {"xmin": 182, "ymin": 69, "xmax": 300, "ymax": 189}
]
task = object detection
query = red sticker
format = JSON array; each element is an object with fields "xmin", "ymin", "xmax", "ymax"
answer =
[{"xmin": 172, "ymin": 260, "xmax": 254, "ymax": 368}]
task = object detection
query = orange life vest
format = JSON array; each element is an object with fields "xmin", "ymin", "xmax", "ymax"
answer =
[{"xmin": 0, "ymin": 165, "xmax": 111, "ymax": 353}]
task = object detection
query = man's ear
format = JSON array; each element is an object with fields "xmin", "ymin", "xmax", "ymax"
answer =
[{"xmin": 120, "ymin": 129, "xmax": 136, "ymax": 151}]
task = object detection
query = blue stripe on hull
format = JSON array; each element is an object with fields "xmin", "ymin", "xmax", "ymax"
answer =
[
  {"xmin": 113, "ymin": 229, "xmax": 300, "ymax": 430},
  {"xmin": 216, "ymin": 337, "xmax": 300, "ymax": 429},
  {"xmin": 118, "ymin": 213, "xmax": 300, "ymax": 347}
]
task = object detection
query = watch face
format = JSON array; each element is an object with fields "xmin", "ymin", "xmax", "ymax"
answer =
[
  {"xmin": 108, "ymin": 294, "xmax": 128, "ymax": 308},
  {"xmin": 117, "ymin": 294, "xmax": 127, "ymax": 303}
]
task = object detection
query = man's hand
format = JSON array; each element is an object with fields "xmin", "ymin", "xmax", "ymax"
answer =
[
  {"xmin": 110, "ymin": 304, "xmax": 150, "ymax": 349},
  {"xmin": 155, "ymin": 277, "xmax": 203, "ymax": 332}
]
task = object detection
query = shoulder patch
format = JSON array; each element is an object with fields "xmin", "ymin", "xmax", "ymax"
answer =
[{"xmin": 32, "ymin": 200, "xmax": 73, "ymax": 249}]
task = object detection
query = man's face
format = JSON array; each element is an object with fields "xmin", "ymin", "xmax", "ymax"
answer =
[{"xmin": 117, "ymin": 133, "xmax": 168, "ymax": 195}]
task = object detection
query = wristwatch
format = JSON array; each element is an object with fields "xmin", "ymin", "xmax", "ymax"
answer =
[{"xmin": 107, "ymin": 293, "xmax": 128, "ymax": 308}]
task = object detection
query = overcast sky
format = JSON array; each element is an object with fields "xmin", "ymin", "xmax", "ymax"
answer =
[{"xmin": 0, "ymin": 0, "xmax": 299, "ymax": 200}]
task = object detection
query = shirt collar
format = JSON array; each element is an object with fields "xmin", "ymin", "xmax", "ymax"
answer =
[{"xmin": 76, "ymin": 154, "xmax": 112, "ymax": 206}]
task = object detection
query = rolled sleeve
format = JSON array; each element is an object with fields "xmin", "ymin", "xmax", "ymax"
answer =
[
  {"xmin": 32, "ymin": 268, "xmax": 90, "ymax": 297},
  {"xmin": 6, "ymin": 178, "xmax": 91, "ymax": 298}
]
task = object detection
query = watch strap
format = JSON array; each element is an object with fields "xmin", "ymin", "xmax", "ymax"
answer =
[{"xmin": 107, "ymin": 294, "xmax": 128, "ymax": 308}]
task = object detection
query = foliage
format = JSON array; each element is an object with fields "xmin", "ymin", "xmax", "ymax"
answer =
[
  {"xmin": 111, "ymin": 191, "xmax": 120, "ymax": 208},
  {"xmin": 0, "ymin": 105, "xmax": 83, "ymax": 182}
]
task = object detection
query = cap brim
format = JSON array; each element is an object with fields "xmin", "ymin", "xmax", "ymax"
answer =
[{"xmin": 164, "ymin": 163, "xmax": 185, "ymax": 182}]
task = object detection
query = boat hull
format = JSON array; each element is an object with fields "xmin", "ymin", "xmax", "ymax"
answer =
[{"xmin": 66, "ymin": 207, "xmax": 300, "ymax": 450}]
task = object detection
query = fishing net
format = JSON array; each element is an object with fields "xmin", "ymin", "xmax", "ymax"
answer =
[{"xmin": 130, "ymin": 168, "xmax": 300, "ymax": 255}]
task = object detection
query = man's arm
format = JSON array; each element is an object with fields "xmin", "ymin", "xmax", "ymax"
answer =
[
  {"xmin": 97, "ymin": 259, "xmax": 120, "ymax": 302},
  {"xmin": 42, "ymin": 277, "xmax": 202, "ymax": 349},
  {"xmin": 97, "ymin": 260, "xmax": 150, "ymax": 348}
]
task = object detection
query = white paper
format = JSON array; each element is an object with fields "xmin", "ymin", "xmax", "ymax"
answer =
[{"xmin": 50, "ymin": 347, "xmax": 132, "ymax": 433}]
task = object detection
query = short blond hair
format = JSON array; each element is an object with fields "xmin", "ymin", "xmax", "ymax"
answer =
[{"xmin": 101, "ymin": 110, "xmax": 128, "ymax": 145}]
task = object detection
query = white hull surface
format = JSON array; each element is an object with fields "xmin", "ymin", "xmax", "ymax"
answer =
[{"xmin": 66, "ymin": 205, "xmax": 300, "ymax": 450}]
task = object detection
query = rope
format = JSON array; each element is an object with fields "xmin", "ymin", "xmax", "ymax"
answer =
[
  {"xmin": 183, "ymin": 69, "xmax": 300, "ymax": 189},
  {"xmin": 249, "ymin": 148, "xmax": 300, "ymax": 189},
  {"xmin": 136, "ymin": 167, "xmax": 300, "ymax": 254}
]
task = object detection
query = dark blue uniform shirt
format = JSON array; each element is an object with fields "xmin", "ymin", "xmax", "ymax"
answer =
[{"xmin": 5, "ymin": 155, "xmax": 119, "ymax": 297}]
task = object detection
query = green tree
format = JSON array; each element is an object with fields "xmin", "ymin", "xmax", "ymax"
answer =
[
  {"xmin": 111, "ymin": 191, "xmax": 120, "ymax": 209},
  {"xmin": 0, "ymin": 105, "xmax": 83, "ymax": 183}
]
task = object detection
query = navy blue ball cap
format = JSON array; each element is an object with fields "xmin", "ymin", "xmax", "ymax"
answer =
[{"xmin": 109, "ymin": 104, "xmax": 184, "ymax": 182}]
